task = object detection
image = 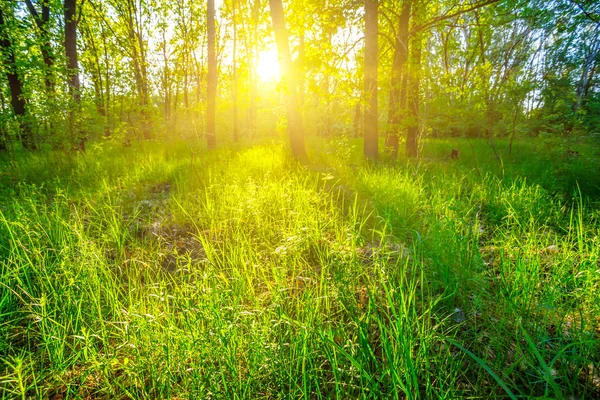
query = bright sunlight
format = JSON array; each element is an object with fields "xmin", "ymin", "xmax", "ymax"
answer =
[
  {"xmin": 256, "ymin": 47, "xmax": 281, "ymax": 81},
  {"xmin": 2, "ymin": 0, "xmax": 600, "ymax": 398}
]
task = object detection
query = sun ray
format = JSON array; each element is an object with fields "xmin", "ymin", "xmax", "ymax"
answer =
[{"xmin": 256, "ymin": 48, "xmax": 280, "ymax": 82}]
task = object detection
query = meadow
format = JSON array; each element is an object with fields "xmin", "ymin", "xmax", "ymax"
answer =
[{"xmin": 1, "ymin": 137, "xmax": 599, "ymax": 399}]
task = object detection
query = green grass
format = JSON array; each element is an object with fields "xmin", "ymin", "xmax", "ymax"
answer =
[{"xmin": 1, "ymin": 137, "xmax": 599, "ymax": 399}]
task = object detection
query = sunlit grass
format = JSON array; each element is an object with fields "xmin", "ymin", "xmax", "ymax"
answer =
[{"xmin": 1, "ymin": 138, "xmax": 599, "ymax": 398}]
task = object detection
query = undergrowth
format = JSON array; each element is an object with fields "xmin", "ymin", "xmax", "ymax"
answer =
[{"xmin": 1, "ymin": 138, "xmax": 598, "ymax": 399}]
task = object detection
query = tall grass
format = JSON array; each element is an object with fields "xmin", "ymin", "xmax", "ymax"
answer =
[{"xmin": 1, "ymin": 138, "xmax": 598, "ymax": 398}]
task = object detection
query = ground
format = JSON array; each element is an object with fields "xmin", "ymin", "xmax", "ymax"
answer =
[{"xmin": 1, "ymin": 137, "xmax": 599, "ymax": 399}]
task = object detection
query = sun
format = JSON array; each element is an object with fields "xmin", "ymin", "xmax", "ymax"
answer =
[{"xmin": 256, "ymin": 48, "xmax": 281, "ymax": 81}]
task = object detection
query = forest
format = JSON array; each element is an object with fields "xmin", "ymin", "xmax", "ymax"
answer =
[{"xmin": 0, "ymin": 0, "xmax": 599, "ymax": 398}]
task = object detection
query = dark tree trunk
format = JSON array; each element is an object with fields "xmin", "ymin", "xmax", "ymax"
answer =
[
  {"xmin": 207, "ymin": 0, "xmax": 217, "ymax": 148},
  {"xmin": 0, "ymin": 6, "xmax": 35, "ymax": 149},
  {"xmin": 65, "ymin": 0, "xmax": 80, "ymax": 100},
  {"xmin": 406, "ymin": 36, "xmax": 421, "ymax": 159},
  {"xmin": 363, "ymin": 0, "xmax": 378, "ymax": 160},
  {"xmin": 65, "ymin": 0, "xmax": 84, "ymax": 151},
  {"xmin": 384, "ymin": 0, "xmax": 411, "ymax": 157},
  {"xmin": 268, "ymin": 0, "xmax": 308, "ymax": 163}
]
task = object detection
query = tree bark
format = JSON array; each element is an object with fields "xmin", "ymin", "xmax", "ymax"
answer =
[
  {"xmin": 363, "ymin": 0, "xmax": 378, "ymax": 159},
  {"xmin": 268, "ymin": 0, "xmax": 308, "ymax": 162},
  {"xmin": 384, "ymin": 0, "xmax": 411, "ymax": 157},
  {"xmin": 65, "ymin": 0, "xmax": 84, "ymax": 151},
  {"xmin": 207, "ymin": 0, "xmax": 217, "ymax": 148},
  {"xmin": 406, "ymin": 34, "xmax": 421, "ymax": 158},
  {"xmin": 0, "ymin": 5, "xmax": 35, "ymax": 149},
  {"xmin": 101, "ymin": 23, "xmax": 111, "ymax": 136}
]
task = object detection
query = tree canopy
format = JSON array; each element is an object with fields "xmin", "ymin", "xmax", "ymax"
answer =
[{"xmin": 0, "ymin": 0, "xmax": 597, "ymax": 157}]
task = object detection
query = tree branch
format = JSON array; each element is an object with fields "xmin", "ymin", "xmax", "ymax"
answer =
[
  {"xmin": 23, "ymin": 0, "xmax": 42, "ymax": 30},
  {"xmin": 412, "ymin": 0, "xmax": 501, "ymax": 34},
  {"xmin": 568, "ymin": 0, "xmax": 600, "ymax": 27}
]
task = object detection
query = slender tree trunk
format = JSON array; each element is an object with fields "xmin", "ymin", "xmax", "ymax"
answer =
[
  {"xmin": 406, "ymin": 35, "xmax": 421, "ymax": 158},
  {"xmin": 384, "ymin": 0, "xmax": 411, "ymax": 157},
  {"xmin": 82, "ymin": 26, "xmax": 106, "ymax": 117},
  {"xmin": 124, "ymin": 0, "xmax": 151, "ymax": 140},
  {"xmin": 0, "ymin": 6, "xmax": 35, "ymax": 149},
  {"xmin": 207, "ymin": 0, "xmax": 217, "ymax": 148},
  {"xmin": 249, "ymin": 0, "xmax": 260, "ymax": 140},
  {"xmin": 101, "ymin": 23, "xmax": 111, "ymax": 136},
  {"xmin": 137, "ymin": 27, "xmax": 151, "ymax": 139},
  {"xmin": 320, "ymin": 31, "xmax": 332, "ymax": 137},
  {"xmin": 363, "ymin": 0, "xmax": 378, "ymax": 159},
  {"xmin": 268, "ymin": 0, "xmax": 308, "ymax": 162},
  {"xmin": 298, "ymin": 31, "xmax": 305, "ymax": 109},
  {"xmin": 161, "ymin": 27, "xmax": 171, "ymax": 121},
  {"xmin": 65, "ymin": 0, "xmax": 81, "ymax": 101},
  {"xmin": 232, "ymin": 0, "xmax": 239, "ymax": 142},
  {"xmin": 65, "ymin": 0, "xmax": 84, "ymax": 151},
  {"xmin": 184, "ymin": 52, "xmax": 189, "ymax": 113}
]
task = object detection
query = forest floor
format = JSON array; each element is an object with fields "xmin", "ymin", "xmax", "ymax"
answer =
[{"xmin": 1, "ymin": 137, "xmax": 600, "ymax": 399}]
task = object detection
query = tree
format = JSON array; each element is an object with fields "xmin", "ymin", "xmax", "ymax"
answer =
[
  {"xmin": 65, "ymin": 0, "xmax": 84, "ymax": 150},
  {"xmin": 0, "ymin": 4, "xmax": 35, "ymax": 149},
  {"xmin": 384, "ymin": 0, "xmax": 411, "ymax": 157},
  {"xmin": 363, "ymin": 0, "xmax": 378, "ymax": 159},
  {"xmin": 24, "ymin": 0, "xmax": 55, "ymax": 130},
  {"xmin": 108, "ymin": 0, "xmax": 153, "ymax": 140},
  {"xmin": 207, "ymin": 0, "xmax": 217, "ymax": 148},
  {"xmin": 268, "ymin": 0, "xmax": 308, "ymax": 162},
  {"xmin": 232, "ymin": 0, "xmax": 239, "ymax": 142},
  {"xmin": 406, "ymin": 30, "xmax": 421, "ymax": 158}
]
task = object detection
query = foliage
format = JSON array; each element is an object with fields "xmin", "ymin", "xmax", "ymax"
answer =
[{"xmin": 1, "ymin": 138, "xmax": 599, "ymax": 398}]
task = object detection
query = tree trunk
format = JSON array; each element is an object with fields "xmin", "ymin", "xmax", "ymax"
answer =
[
  {"xmin": 249, "ymin": 0, "xmax": 260, "ymax": 140},
  {"xmin": 101, "ymin": 23, "xmax": 111, "ymax": 136},
  {"xmin": 232, "ymin": 0, "xmax": 239, "ymax": 142},
  {"xmin": 137, "ymin": 26, "xmax": 151, "ymax": 139},
  {"xmin": 406, "ymin": 35, "xmax": 421, "ymax": 158},
  {"xmin": 363, "ymin": 0, "xmax": 378, "ymax": 160},
  {"xmin": 161, "ymin": 27, "xmax": 171, "ymax": 121},
  {"xmin": 268, "ymin": 0, "xmax": 308, "ymax": 162},
  {"xmin": 0, "ymin": 5, "xmax": 35, "ymax": 149},
  {"xmin": 65, "ymin": 0, "xmax": 84, "ymax": 151},
  {"xmin": 123, "ymin": 0, "xmax": 151, "ymax": 140},
  {"xmin": 207, "ymin": 0, "xmax": 217, "ymax": 148},
  {"xmin": 298, "ymin": 31, "xmax": 305, "ymax": 109},
  {"xmin": 384, "ymin": 0, "xmax": 411, "ymax": 157},
  {"xmin": 82, "ymin": 25, "xmax": 105, "ymax": 117}
]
